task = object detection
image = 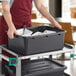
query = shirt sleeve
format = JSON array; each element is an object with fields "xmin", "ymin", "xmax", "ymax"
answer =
[
  {"xmin": 33, "ymin": 0, "xmax": 37, "ymax": 2},
  {"xmin": 0, "ymin": 0, "xmax": 10, "ymax": 1}
]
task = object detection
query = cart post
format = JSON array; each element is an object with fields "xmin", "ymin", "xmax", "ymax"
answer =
[{"xmin": 16, "ymin": 58, "xmax": 21, "ymax": 76}]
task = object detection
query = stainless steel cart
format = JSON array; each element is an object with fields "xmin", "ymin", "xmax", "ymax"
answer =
[{"xmin": 0, "ymin": 44, "xmax": 74, "ymax": 76}]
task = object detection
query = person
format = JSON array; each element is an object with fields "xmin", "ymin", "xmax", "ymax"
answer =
[
  {"xmin": 0, "ymin": 0, "xmax": 62, "ymax": 45},
  {"xmin": 0, "ymin": 0, "xmax": 62, "ymax": 75}
]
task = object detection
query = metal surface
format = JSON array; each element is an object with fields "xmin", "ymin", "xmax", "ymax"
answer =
[
  {"xmin": 0, "ymin": 74, "xmax": 5, "ymax": 76},
  {"xmin": 0, "ymin": 45, "xmax": 18, "ymax": 57},
  {"xmin": 0, "ymin": 45, "xmax": 74, "ymax": 76},
  {"xmin": 18, "ymin": 46, "xmax": 74, "ymax": 60},
  {"xmin": 16, "ymin": 58, "xmax": 21, "ymax": 76},
  {"xmin": 0, "ymin": 54, "xmax": 9, "ymax": 61}
]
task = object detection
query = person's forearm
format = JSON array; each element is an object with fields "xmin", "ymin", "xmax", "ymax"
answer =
[
  {"xmin": 3, "ymin": 12, "xmax": 14, "ymax": 29},
  {"xmin": 2, "ymin": 1, "xmax": 15, "ymax": 29},
  {"xmin": 36, "ymin": 4, "xmax": 56, "ymax": 24},
  {"xmin": 34, "ymin": 0, "xmax": 61, "ymax": 29},
  {"xmin": 2, "ymin": 1, "xmax": 18, "ymax": 39},
  {"xmin": 3, "ymin": 12, "xmax": 14, "ymax": 28}
]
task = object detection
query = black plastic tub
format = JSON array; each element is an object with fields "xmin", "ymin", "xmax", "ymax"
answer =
[
  {"xmin": 8, "ymin": 26, "xmax": 65, "ymax": 55},
  {"xmin": 5, "ymin": 58, "xmax": 67, "ymax": 76}
]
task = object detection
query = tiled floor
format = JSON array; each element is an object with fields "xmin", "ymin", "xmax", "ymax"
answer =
[
  {"xmin": 56, "ymin": 59, "xmax": 76, "ymax": 76},
  {"xmin": 65, "ymin": 59, "xmax": 76, "ymax": 76}
]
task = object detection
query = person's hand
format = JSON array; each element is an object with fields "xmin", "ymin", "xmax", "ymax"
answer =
[
  {"xmin": 51, "ymin": 20, "xmax": 62, "ymax": 29},
  {"xmin": 7, "ymin": 26, "xmax": 18, "ymax": 39}
]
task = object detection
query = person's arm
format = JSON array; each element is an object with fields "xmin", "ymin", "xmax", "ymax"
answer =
[
  {"xmin": 34, "ymin": 0, "xmax": 62, "ymax": 29},
  {"xmin": 2, "ymin": 1, "xmax": 17, "ymax": 39}
]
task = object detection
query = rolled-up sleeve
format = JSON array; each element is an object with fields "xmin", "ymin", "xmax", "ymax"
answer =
[{"xmin": 0, "ymin": 0, "xmax": 10, "ymax": 1}]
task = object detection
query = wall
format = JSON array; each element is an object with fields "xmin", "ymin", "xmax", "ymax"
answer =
[
  {"xmin": 49, "ymin": 0, "xmax": 62, "ymax": 17},
  {"xmin": 62, "ymin": 0, "xmax": 70, "ymax": 18},
  {"xmin": 32, "ymin": 0, "xmax": 49, "ymax": 18}
]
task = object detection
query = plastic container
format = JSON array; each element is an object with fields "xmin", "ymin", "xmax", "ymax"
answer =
[
  {"xmin": 5, "ymin": 58, "xmax": 67, "ymax": 76},
  {"xmin": 8, "ymin": 26, "xmax": 65, "ymax": 55}
]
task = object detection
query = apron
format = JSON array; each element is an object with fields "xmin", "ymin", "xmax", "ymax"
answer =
[
  {"xmin": 0, "ymin": 0, "xmax": 32, "ymax": 45},
  {"xmin": 0, "ymin": 0, "xmax": 32, "ymax": 63}
]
